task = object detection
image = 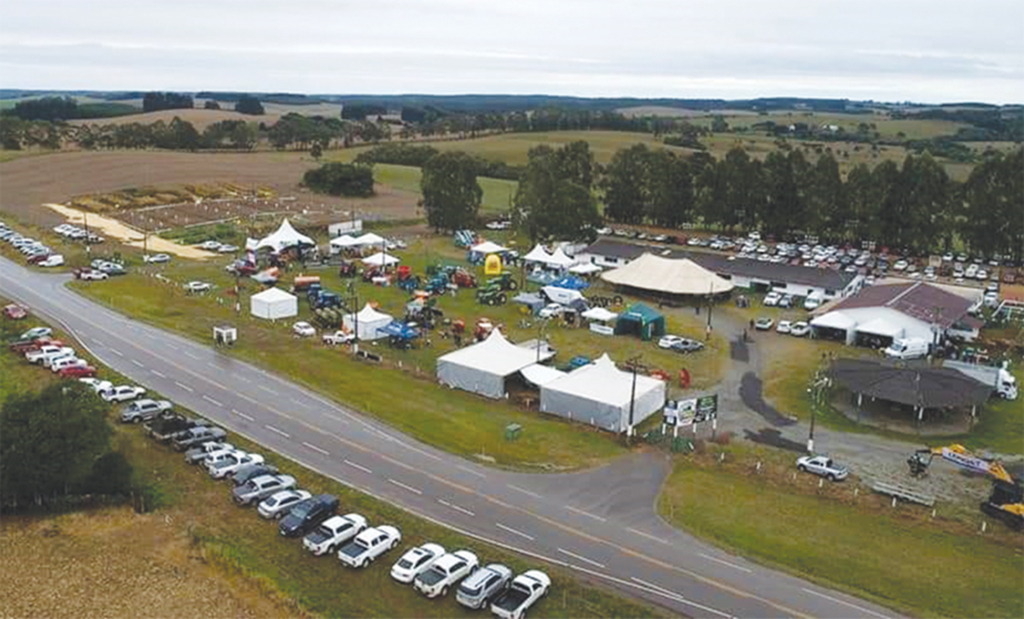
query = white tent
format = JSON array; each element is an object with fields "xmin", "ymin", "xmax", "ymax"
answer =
[
  {"xmin": 355, "ymin": 232, "xmax": 386, "ymax": 247},
  {"xmin": 547, "ymin": 247, "xmax": 575, "ymax": 269},
  {"xmin": 520, "ymin": 364, "xmax": 566, "ymax": 387},
  {"xmin": 857, "ymin": 317, "xmax": 905, "ymax": 339},
  {"xmin": 540, "ymin": 354, "xmax": 665, "ymax": 433},
  {"xmin": 436, "ymin": 329, "xmax": 542, "ymax": 399},
  {"xmin": 570, "ymin": 262, "xmax": 602, "ymax": 275},
  {"xmin": 581, "ymin": 307, "xmax": 618, "ymax": 322},
  {"xmin": 244, "ymin": 237, "xmax": 260, "ymax": 251},
  {"xmin": 250, "ymin": 287, "xmax": 298, "ymax": 320},
  {"xmin": 523, "ymin": 244, "xmax": 553, "ymax": 264},
  {"xmin": 343, "ymin": 303, "xmax": 393, "ymax": 340},
  {"xmin": 329, "ymin": 234, "xmax": 361, "ymax": 253},
  {"xmin": 470, "ymin": 240, "xmax": 508, "ymax": 254},
  {"xmin": 362, "ymin": 252, "xmax": 400, "ymax": 267},
  {"xmin": 810, "ymin": 311, "xmax": 857, "ymax": 331},
  {"xmin": 601, "ymin": 253, "xmax": 734, "ymax": 295},
  {"xmin": 256, "ymin": 218, "xmax": 315, "ymax": 252}
]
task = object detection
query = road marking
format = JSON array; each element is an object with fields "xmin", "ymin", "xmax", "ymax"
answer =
[
  {"xmin": 507, "ymin": 484, "xmax": 542, "ymax": 499},
  {"xmin": 565, "ymin": 505, "xmax": 606, "ymax": 522},
  {"xmin": 388, "ymin": 478, "xmax": 422, "ymax": 495},
  {"xmin": 700, "ymin": 553, "xmax": 752, "ymax": 573},
  {"xmin": 495, "ymin": 522, "xmax": 534, "ymax": 541},
  {"xmin": 344, "ymin": 459, "xmax": 373, "ymax": 474},
  {"xmin": 236, "ymin": 376, "xmax": 250, "ymax": 383},
  {"xmin": 109, "ymin": 348, "xmax": 123, "ymax": 357},
  {"xmin": 150, "ymin": 369, "xmax": 166, "ymax": 378},
  {"xmin": 457, "ymin": 464, "xmax": 486, "ymax": 478},
  {"xmin": 294, "ymin": 400, "xmax": 312, "ymax": 410},
  {"xmin": 207, "ymin": 362, "xmax": 220, "ymax": 370},
  {"xmin": 626, "ymin": 527, "xmax": 669, "ymax": 545},
  {"xmin": 437, "ymin": 499, "xmax": 475, "ymax": 517},
  {"xmin": 631, "ymin": 577, "xmax": 734, "ymax": 619},
  {"xmin": 258, "ymin": 385, "xmax": 279, "ymax": 395},
  {"xmin": 265, "ymin": 424, "xmax": 290, "ymax": 438},
  {"xmin": 202, "ymin": 394, "xmax": 223, "ymax": 407},
  {"xmin": 90, "ymin": 337, "xmax": 103, "ymax": 345},
  {"xmin": 802, "ymin": 588, "xmax": 890, "ymax": 619},
  {"xmin": 557, "ymin": 548, "xmax": 605, "ymax": 569},
  {"xmin": 174, "ymin": 381, "xmax": 194, "ymax": 393},
  {"xmin": 302, "ymin": 441, "xmax": 329, "ymax": 455},
  {"xmin": 183, "ymin": 351, "xmax": 200, "ymax": 360},
  {"xmin": 393, "ymin": 439, "xmax": 443, "ymax": 461},
  {"xmin": 231, "ymin": 409, "xmax": 254, "ymax": 421},
  {"xmin": 130, "ymin": 358, "xmax": 144, "ymax": 367},
  {"xmin": 165, "ymin": 343, "xmax": 179, "ymax": 351}
]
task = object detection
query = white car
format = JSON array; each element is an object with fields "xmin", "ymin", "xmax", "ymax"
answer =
[
  {"xmin": 100, "ymin": 385, "xmax": 146, "ymax": 402},
  {"xmin": 79, "ymin": 269, "xmax": 108, "ymax": 281},
  {"xmin": 143, "ymin": 253, "xmax": 171, "ymax": 264},
  {"xmin": 292, "ymin": 321, "xmax": 316, "ymax": 337},
  {"xmin": 763, "ymin": 291, "xmax": 782, "ymax": 307},
  {"xmin": 39, "ymin": 254, "xmax": 64, "ymax": 267},
  {"xmin": 337, "ymin": 525, "xmax": 402, "ymax": 568},
  {"xmin": 776, "ymin": 320, "xmax": 792, "ymax": 334},
  {"xmin": 217, "ymin": 244, "xmax": 240, "ymax": 253},
  {"xmin": 198, "ymin": 240, "xmax": 222, "ymax": 251},
  {"xmin": 322, "ymin": 330, "xmax": 355, "ymax": 345},
  {"xmin": 538, "ymin": 303, "xmax": 564, "ymax": 320},
  {"xmin": 303, "ymin": 513, "xmax": 368, "ymax": 556},
  {"xmin": 50, "ymin": 357, "xmax": 87, "ymax": 373},
  {"xmin": 258, "ymin": 489, "xmax": 313, "ymax": 518},
  {"xmin": 79, "ymin": 378, "xmax": 113, "ymax": 393},
  {"xmin": 797, "ymin": 455, "xmax": 849, "ymax": 481},
  {"xmin": 413, "ymin": 550, "xmax": 479, "ymax": 598},
  {"xmin": 186, "ymin": 281, "xmax": 211, "ymax": 293},
  {"xmin": 657, "ymin": 335, "xmax": 685, "ymax": 349},
  {"xmin": 789, "ymin": 322, "xmax": 811, "ymax": 337},
  {"xmin": 491, "ymin": 570, "xmax": 550, "ymax": 619},
  {"xmin": 25, "ymin": 345, "xmax": 73, "ymax": 365},
  {"xmin": 391, "ymin": 543, "xmax": 446, "ymax": 583},
  {"xmin": 208, "ymin": 452, "xmax": 265, "ymax": 479}
]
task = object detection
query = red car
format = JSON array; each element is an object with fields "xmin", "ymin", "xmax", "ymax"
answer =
[
  {"xmin": 9, "ymin": 337, "xmax": 65, "ymax": 353},
  {"xmin": 2, "ymin": 304, "xmax": 28, "ymax": 320},
  {"xmin": 26, "ymin": 253, "xmax": 52, "ymax": 265},
  {"xmin": 58, "ymin": 365, "xmax": 97, "ymax": 378}
]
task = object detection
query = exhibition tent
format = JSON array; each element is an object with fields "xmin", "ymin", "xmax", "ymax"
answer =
[
  {"xmin": 256, "ymin": 218, "xmax": 315, "ymax": 252},
  {"xmin": 250, "ymin": 287, "xmax": 298, "ymax": 320},
  {"xmin": 540, "ymin": 354, "xmax": 666, "ymax": 433},
  {"xmin": 523, "ymin": 244, "xmax": 553, "ymax": 264},
  {"xmin": 329, "ymin": 234, "xmax": 361, "ymax": 252},
  {"xmin": 614, "ymin": 303, "xmax": 666, "ymax": 341},
  {"xmin": 547, "ymin": 247, "xmax": 575, "ymax": 269},
  {"xmin": 436, "ymin": 329, "xmax": 542, "ymax": 399},
  {"xmin": 342, "ymin": 303, "xmax": 393, "ymax": 340},
  {"xmin": 470, "ymin": 240, "xmax": 508, "ymax": 255},
  {"xmin": 354, "ymin": 232, "xmax": 386, "ymax": 247},
  {"xmin": 362, "ymin": 252, "xmax": 400, "ymax": 267},
  {"xmin": 570, "ymin": 262, "xmax": 602, "ymax": 275},
  {"xmin": 601, "ymin": 253, "xmax": 734, "ymax": 295}
]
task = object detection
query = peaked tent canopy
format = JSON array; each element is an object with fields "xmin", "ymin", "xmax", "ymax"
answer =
[
  {"xmin": 330, "ymin": 234, "xmax": 361, "ymax": 250},
  {"xmin": 470, "ymin": 240, "xmax": 508, "ymax": 254},
  {"xmin": 570, "ymin": 262, "xmax": 603, "ymax": 275},
  {"xmin": 343, "ymin": 303, "xmax": 393, "ymax": 340},
  {"xmin": 256, "ymin": 218, "xmax": 315, "ymax": 252},
  {"xmin": 614, "ymin": 303, "xmax": 665, "ymax": 341},
  {"xmin": 362, "ymin": 252, "xmax": 400, "ymax": 267},
  {"xmin": 354, "ymin": 232, "xmax": 386, "ymax": 247},
  {"xmin": 540, "ymin": 354, "xmax": 666, "ymax": 433},
  {"xmin": 436, "ymin": 329, "xmax": 545, "ymax": 399},
  {"xmin": 523, "ymin": 244, "xmax": 553, "ymax": 263},
  {"xmin": 582, "ymin": 307, "xmax": 618, "ymax": 322},
  {"xmin": 601, "ymin": 253, "xmax": 734, "ymax": 295},
  {"xmin": 547, "ymin": 247, "xmax": 575, "ymax": 268},
  {"xmin": 250, "ymin": 287, "xmax": 298, "ymax": 320}
]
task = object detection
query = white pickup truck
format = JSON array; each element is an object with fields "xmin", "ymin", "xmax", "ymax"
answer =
[{"xmin": 491, "ymin": 570, "xmax": 550, "ymax": 619}]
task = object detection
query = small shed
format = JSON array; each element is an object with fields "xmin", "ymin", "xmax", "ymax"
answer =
[
  {"xmin": 250, "ymin": 287, "xmax": 298, "ymax": 320},
  {"xmin": 614, "ymin": 303, "xmax": 665, "ymax": 341}
]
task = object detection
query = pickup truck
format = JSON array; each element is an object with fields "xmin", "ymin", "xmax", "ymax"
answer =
[
  {"xmin": 172, "ymin": 426, "xmax": 227, "ymax": 451},
  {"xmin": 120, "ymin": 399, "xmax": 174, "ymax": 424},
  {"xmin": 322, "ymin": 330, "xmax": 355, "ymax": 346},
  {"xmin": 184, "ymin": 441, "xmax": 235, "ymax": 465},
  {"xmin": 303, "ymin": 514, "xmax": 368, "ymax": 556},
  {"xmin": 207, "ymin": 452, "xmax": 264, "ymax": 479},
  {"xmin": 491, "ymin": 570, "xmax": 550, "ymax": 619},
  {"xmin": 232, "ymin": 474, "xmax": 297, "ymax": 506},
  {"xmin": 147, "ymin": 415, "xmax": 207, "ymax": 442},
  {"xmin": 101, "ymin": 385, "xmax": 146, "ymax": 403},
  {"xmin": 413, "ymin": 550, "xmax": 478, "ymax": 598},
  {"xmin": 25, "ymin": 345, "xmax": 73, "ymax": 365},
  {"xmin": 338, "ymin": 526, "xmax": 401, "ymax": 568},
  {"xmin": 278, "ymin": 494, "xmax": 340, "ymax": 537}
]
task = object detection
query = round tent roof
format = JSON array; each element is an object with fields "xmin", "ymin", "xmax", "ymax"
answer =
[
  {"xmin": 830, "ymin": 358, "xmax": 992, "ymax": 409},
  {"xmin": 601, "ymin": 253, "xmax": 733, "ymax": 295}
]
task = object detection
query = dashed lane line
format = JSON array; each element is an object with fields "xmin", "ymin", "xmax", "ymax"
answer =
[
  {"xmin": 457, "ymin": 465, "xmax": 486, "ymax": 478},
  {"xmin": 344, "ymin": 459, "xmax": 373, "ymax": 474},
  {"xmin": 495, "ymin": 522, "xmax": 534, "ymax": 541},
  {"xmin": 258, "ymin": 385, "xmax": 280, "ymax": 395},
  {"xmin": 265, "ymin": 424, "xmax": 290, "ymax": 439},
  {"xmin": 174, "ymin": 381, "xmax": 194, "ymax": 393},
  {"xmin": 231, "ymin": 409, "xmax": 254, "ymax": 422},
  {"xmin": 388, "ymin": 478, "xmax": 423, "ymax": 495},
  {"xmin": 183, "ymin": 350, "xmax": 200, "ymax": 360},
  {"xmin": 627, "ymin": 527, "xmax": 669, "ymax": 545},
  {"xmin": 302, "ymin": 442, "xmax": 329, "ymax": 456},
  {"xmin": 437, "ymin": 499, "xmax": 475, "ymax": 517},
  {"xmin": 565, "ymin": 505, "xmax": 606, "ymax": 522},
  {"xmin": 109, "ymin": 348, "xmax": 123, "ymax": 357},
  {"xmin": 630, "ymin": 577, "xmax": 735, "ymax": 619},
  {"xmin": 700, "ymin": 553, "xmax": 752, "ymax": 574},
  {"xmin": 802, "ymin": 588, "xmax": 891, "ymax": 619},
  {"xmin": 507, "ymin": 484, "xmax": 542, "ymax": 499},
  {"xmin": 557, "ymin": 548, "xmax": 605, "ymax": 569},
  {"xmin": 202, "ymin": 394, "xmax": 223, "ymax": 407},
  {"xmin": 150, "ymin": 369, "xmax": 166, "ymax": 378}
]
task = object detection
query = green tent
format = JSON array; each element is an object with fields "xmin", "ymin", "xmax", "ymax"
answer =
[{"xmin": 614, "ymin": 303, "xmax": 666, "ymax": 341}]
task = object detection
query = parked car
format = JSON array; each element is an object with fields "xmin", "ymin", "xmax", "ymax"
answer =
[
  {"xmin": 491, "ymin": 570, "xmax": 550, "ymax": 619},
  {"xmin": 413, "ymin": 550, "xmax": 479, "ymax": 598},
  {"xmin": 182, "ymin": 442, "xmax": 229, "ymax": 465},
  {"xmin": 233, "ymin": 474, "xmax": 297, "ymax": 506},
  {"xmin": 670, "ymin": 338, "xmax": 705, "ymax": 353},
  {"xmin": 292, "ymin": 321, "xmax": 316, "ymax": 337},
  {"xmin": 754, "ymin": 317, "xmax": 774, "ymax": 330},
  {"xmin": 25, "ymin": 345, "xmax": 73, "ymax": 365},
  {"xmin": 789, "ymin": 322, "xmax": 811, "ymax": 337},
  {"xmin": 208, "ymin": 452, "xmax": 265, "ymax": 479},
  {"xmin": 763, "ymin": 291, "xmax": 782, "ymax": 307},
  {"xmin": 101, "ymin": 385, "xmax": 146, "ymax": 402},
  {"xmin": 778, "ymin": 294, "xmax": 794, "ymax": 309},
  {"xmin": 2, "ymin": 304, "xmax": 28, "ymax": 320},
  {"xmin": 79, "ymin": 377, "xmax": 113, "ymax": 394},
  {"xmin": 200, "ymin": 447, "xmax": 243, "ymax": 468},
  {"xmin": 390, "ymin": 543, "xmax": 446, "ymax": 583},
  {"xmin": 303, "ymin": 513, "xmax": 368, "ymax": 556},
  {"xmin": 456, "ymin": 563, "xmax": 513, "ymax": 610},
  {"xmin": 186, "ymin": 281, "xmax": 211, "ymax": 293},
  {"xmin": 338, "ymin": 525, "xmax": 402, "ymax": 568},
  {"xmin": 279, "ymin": 494, "xmax": 340, "ymax": 537},
  {"xmin": 173, "ymin": 426, "xmax": 227, "ymax": 451},
  {"xmin": 796, "ymin": 455, "xmax": 849, "ymax": 481},
  {"xmin": 50, "ymin": 357, "xmax": 87, "ymax": 374},
  {"xmin": 198, "ymin": 240, "xmax": 222, "ymax": 251},
  {"xmin": 657, "ymin": 335, "xmax": 685, "ymax": 349},
  {"xmin": 322, "ymin": 330, "xmax": 355, "ymax": 345},
  {"xmin": 258, "ymin": 489, "xmax": 313, "ymax": 519},
  {"xmin": 143, "ymin": 253, "xmax": 171, "ymax": 264},
  {"xmin": 233, "ymin": 463, "xmax": 280, "ymax": 486},
  {"xmin": 217, "ymin": 244, "xmax": 239, "ymax": 253},
  {"xmin": 58, "ymin": 364, "xmax": 97, "ymax": 378},
  {"xmin": 97, "ymin": 261, "xmax": 127, "ymax": 275},
  {"xmin": 16, "ymin": 327, "xmax": 52, "ymax": 341},
  {"xmin": 776, "ymin": 320, "xmax": 792, "ymax": 334},
  {"xmin": 39, "ymin": 254, "xmax": 65, "ymax": 267},
  {"xmin": 75, "ymin": 268, "xmax": 109, "ymax": 281},
  {"xmin": 120, "ymin": 399, "xmax": 174, "ymax": 424},
  {"xmin": 147, "ymin": 415, "xmax": 204, "ymax": 442},
  {"xmin": 538, "ymin": 303, "xmax": 565, "ymax": 320}
]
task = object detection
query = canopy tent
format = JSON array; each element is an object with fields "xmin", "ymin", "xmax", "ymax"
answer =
[
  {"xmin": 569, "ymin": 262, "xmax": 603, "ymax": 275},
  {"xmin": 523, "ymin": 244, "xmax": 553, "ymax": 264},
  {"xmin": 343, "ymin": 303, "xmax": 393, "ymax": 340},
  {"xmin": 831, "ymin": 358, "xmax": 991, "ymax": 410},
  {"xmin": 470, "ymin": 240, "xmax": 508, "ymax": 255},
  {"xmin": 329, "ymin": 234, "xmax": 361, "ymax": 251},
  {"xmin": 810, "ymin": 311, "xmax": 857, "ymax": 331},
  {"xmin": 614, "ymin": 303, "xmax": 665, "ymax": 341},
  {"xmin": 250, "ymin": 287, "xmax": 297, "ymax": 320},
  {"xmin": 547, "ymin": 247, "xmax": 575, "ymax": 269},
  {"xmin": 601, "ymin": 253, "xmax": 734, "ymax": 295},
  {"xmin": 540, "ymin": 354, "xmax": 666, "ymax": 433},
  {"xmin": 244, "ymin": 237, "xmax": 260, "ymax": 251},
  {"xmin": 520, "ymin": 364, "xmax": 567, "ymax": 387},
  {"xmin": 362, "ymin": 252, "xmax": 400, "ymax": 267},
  {"xmin": 582, "ymin": 307, "xmax": 618, "ymax": 322},
  {"xmin": 436, "ymin": 329, "xmax": 545, "ymax": 399},
  {"xmin": 353, "ymin": 232, "xmax": 386, "ymax": 247},
  {"xmin": 550, "ymin": 276, "xmax": 589, "ymax": 290},
  {"xmin": 256, "ymin": 218, "xmax": 315, "ymax": 253}
]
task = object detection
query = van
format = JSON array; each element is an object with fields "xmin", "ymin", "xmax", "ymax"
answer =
[
  {"xmin": 803, "ymin": 292, "xmax": 823, "ymax": 310},
  {"xmin": 996, "ymin": 368, "xmax": 1018, "ymax": 400},
  {"xmin": 883, "ymin": 338, "xmax": 929, "ymax": 360}
]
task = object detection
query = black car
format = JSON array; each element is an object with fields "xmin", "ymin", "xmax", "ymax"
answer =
[
  {"xmin": 233, "ymin": 463, "xmax": 280, "ymax": 486},
  {"xmin": 279, "ymin": 494, "xmax": 340, "ymax": 537},
  {"xmin": 147, "ymin": 415, "xmax": 206, "ymax": 442}
]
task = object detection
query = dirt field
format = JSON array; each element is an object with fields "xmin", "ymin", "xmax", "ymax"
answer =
[
  {"xmin": 0, "ymin": 507, "xmax": 300, "ymax": 619},
  {"xmin": 68, "ymin": 108, "xmax": 282, "ymax": 131},
  {"xmin": 0, "ymin": 151, "xmax": 420, "ymax": 228}
]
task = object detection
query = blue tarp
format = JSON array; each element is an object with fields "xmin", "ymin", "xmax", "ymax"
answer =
[
  {"xmin": 550, "ymin": 276, "xmax": 590, "ymax": 290},
  {"xmin": 377, "ymin": 320, "xmax": 421, "ymax": 340}
]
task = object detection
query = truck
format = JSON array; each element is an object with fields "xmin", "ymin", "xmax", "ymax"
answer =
[
  {"xmin": 883, "ymin": 338, "xmax": 929, "ymax": 360},
  {"xmin": 945, "ymin": 360, "xmax": 1019, "ymax": 400},
  {"xmin": 491, "ymin": 570, "xmax": 550, "ymax": 619}
]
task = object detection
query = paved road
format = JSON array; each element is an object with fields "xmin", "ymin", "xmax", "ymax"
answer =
[{"xmin": 0, "ymin": 256, "xmax": 900, "ymax": 619}]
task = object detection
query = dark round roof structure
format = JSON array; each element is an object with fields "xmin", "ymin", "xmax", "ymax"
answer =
[{"xmin": 830, "ymin": 358, "xmax": 992, "ymax": 409}]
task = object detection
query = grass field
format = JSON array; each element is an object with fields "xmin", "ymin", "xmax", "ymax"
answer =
[
  {"xmin": 372, "ymin": 163, "xmax": 517, "ymax": 215},
  {"xmin": 658, "ymin": 446, "xmax": 1024, "ymax": 619}
]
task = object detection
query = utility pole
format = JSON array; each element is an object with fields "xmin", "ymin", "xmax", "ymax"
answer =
[
  {"xmin": 84, "ymin": 211, "xmax": 91, "ymax": 256},
  {"xmin": 807, "ymin": 353, "xmax": 830, "ymax": 453},
  {"xmin": 624, "ymin": 354, "xmax": 646, "ymax": 442}
]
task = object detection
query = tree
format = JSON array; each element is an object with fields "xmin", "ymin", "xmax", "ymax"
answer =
[
  {"xmin": 142, "ymin": 92, "xmax": 194, "ymax": 113},
  {"xmin": 303, "ymin": 163, "xmax": 374, "ymax": 197},
  {"xmin": 720, "ymin": 147, "xmax": 762, "ymax": 231},
  {"xmin": 962, "ymin": 150, "xmax": 1023, "ymax": 260},
  {"xmin": 420, "ymin": 151, "xmax": 483, "ymax": 232},
  {"xmin": 203, "ymin": 100, "xmax": 221, "ymax": 110},
  {"xmin": 711, "ymin": 115, "xmax": 729, "ymax": 133},
  {"xmin": 603, "ymin": 144, "xmax": 650, "ymax": 224},
  {"xmin": 234, "ymin": 95, "xmax": 265, "ymax": 116},
  {"xmin": 806, "ymin": 152, "xmax": 845, "ymax": 240},
  {"xmin": 514, "ymin": 144, "xmax": 600, "ymax": 242},
  {"xmin": 646, "ymin": 150, "xmax": 695, "ymax": 228}
]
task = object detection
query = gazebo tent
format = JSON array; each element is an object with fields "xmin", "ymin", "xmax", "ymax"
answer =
[
  {"xmin": 250, "ymin": 287, "xmax": 298, "ymax": 320},
  {"xmin": 436, "ymin": 329, "xmax": 543, "ymax": 399},
  {"xmin": 343, "ymin": 303, "xmax": 393, "ymax": 340},
  {"xmin": 329, "ymin": 234, "xmax": 361, "ymax": 254},
  {"xmin": 540, "ymin": 354, "xmax": 666, "ymax": 433},
  {"xmin": 523, "ymin": 244, "xmax": 552, "ymax": 264},
  {"xmin": 362, "ymin": 252, "xmax": 400, "ymax": 267},
  {"xmin": 470, "ymin": 240, "xmax": 508, "ymax": 255},
  {"xmin": 570, "ymin": 262, "xmax": 602, "ymax": 275},
  {"xmin": 601, "ymin": 253, "xmax": 734, "ymax": 296},
  {"xmin": 614, "ymin": 303, "xmax": 665, "ymax": 341},
  {"xmin": 582, "ymin": 307, "xmax": 618, "ymax": 322},
  {"xmin": 256, "ymin": 218, "xmax": 315, "ymax": 252},
  {"xmin": 547, "ymin": 247, "xmax": 575, "ymax": 269},
  {"xmin": 354, "ymin": 232, "xmax": 386, "ymax": 248}
]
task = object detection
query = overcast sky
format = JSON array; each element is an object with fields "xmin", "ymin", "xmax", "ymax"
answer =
[{"xmin": 1, "ymin": 0, "xmax": 1021, "ymax": 103}]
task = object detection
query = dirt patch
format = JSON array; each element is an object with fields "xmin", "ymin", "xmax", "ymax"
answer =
[
  {"xmin": 0, "ymin": 507, "xmax": 300, "ymax": 619},
  {"xmin": 43, "ymin": 203, "xmax": 216, "ymax": 260}
]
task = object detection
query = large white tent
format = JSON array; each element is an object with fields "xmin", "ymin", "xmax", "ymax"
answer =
[
  {"xmin": 256, "ymin": 218, "xmax": 315, "ymax": 252},
  {"xmin": 437, "ymin": 330, "xmax": 548, "ymax": 399},
  {"xmin": 601, "ymin": 253, "xmax": 734, "ymax": 295},
  {"xmin": 570, "ymin": 262, "xmax": 602, "ymax": 275},
  {"xmin": 540, "ymin": 354, "xmax": 666, "ymax": 433},
  {"xmin": 547, "ymin": 247, "xmax": 575, "ymax": 269},
  {"xmin": 362, "ymin": 252, "xmax": 400, "ymax": 267},
  {"xmin": 343, "ymin": 304, "xmax": 393, "ymax": 340},
  {"xmin": 329, "ymin": 234, "xmax": 361, "ymax": 254},
  {"xmin": 523, "ymin": 244, "xmax": 552, "ymax": 264},
  {"xmin": 250, "ymin": 287, "xmax": 298, "ymax": 320},
  {"xmin": 354, "ymin": 232, "xmax": 386, "ymax": 247},
  {"xmin": 470, "ymin": 240, "xmax": 508, "ymax": 255}
]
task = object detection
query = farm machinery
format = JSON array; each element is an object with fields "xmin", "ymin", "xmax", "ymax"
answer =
[
  {"xmin": 306, "ymin": 284, "xmax": 344, "ymax": 310},
  {"xmin": 484, "ymin": 271, "xmax": 518, "ymax": 291},
  {"xmin": 338, "ymin": 260, "xmax": 359, "ymax": 278},
  {"xmin": 476, "ymin": 282, "xmax": 508, "ymax": 306},
  {"xmin": 404, "ymin": 297, "xmax": 443, "ymax": 330}
]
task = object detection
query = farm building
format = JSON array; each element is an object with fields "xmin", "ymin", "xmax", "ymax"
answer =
[
  {"xmin": 250, "ymin": 287, "xmax": 298, "ymax": 320},
  {"xmin": 436, "ymin": 329, "xmax": 555, "ymax": 399},
  {"xmin": 539, "ymin": 354, "xmax": 666, "ymax": 433},
  {"xmin": 810, "ymin": 281, "xmax": 981, "ymax": 347}
]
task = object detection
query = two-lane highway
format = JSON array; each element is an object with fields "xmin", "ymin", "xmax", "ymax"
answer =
[{"xmin": 0, "ymin": 256, "xmax": 898, "ymax": 619}]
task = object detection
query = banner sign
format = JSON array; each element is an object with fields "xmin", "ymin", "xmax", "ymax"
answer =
[
  {"xmin": 941, "ymin": 447, "xmax": 992, "ymax": 475},
  {"xmin": 329, "ymin": 220, "xmax": 363, "ymax": 238},
  {"xmin": 695, "ymin": 394, "xmax": 718, "ymax": 422}
]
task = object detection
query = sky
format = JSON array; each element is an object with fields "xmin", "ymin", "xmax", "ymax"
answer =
[{"xmin": 1, "ymin": 0, "xmax": 1022, "ymax": 104}]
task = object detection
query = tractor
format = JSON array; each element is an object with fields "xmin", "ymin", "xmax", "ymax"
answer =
[
  {"xmin": 451, "ymin": 268, "xmax": 478, "ymax": 288},
  {"xmin": 338, "ymin": 260, "xmax": 358, "ymax": 278},
  {"xmin": 476, "ymin": 283, "xmax": 508, "ymax": 306},
  {"xmin": 397, "ymin": 274, "xmax": 422, "ymax": 292},
  {"xmin": 313, "ymin": 292, "xmax": 343, "ymax": 310},
  {"xmin": 425, "ymin": 273, "xmax": 450, "ymax": 295},
  {"xmin": 485, "ymin": 271, "xmax": 518, "ymax": 292}
]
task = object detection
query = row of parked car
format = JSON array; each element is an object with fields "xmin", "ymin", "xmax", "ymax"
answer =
[
  {"xmin": 1, "ymin": 223, "xmax": 64, "ymax": 267},
  {"xmin": 53, "ymin": 223, "xmax": 105, "ymax": 245},
  {"xmin": 118, "ymin": 394, "xmax": 551, "ymax": 618},
  {"xmin": 10, "ymin": 327, "xmax": 99, "ymax": 378}
]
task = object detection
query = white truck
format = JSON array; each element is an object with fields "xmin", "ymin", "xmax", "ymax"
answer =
[
  {"xmin": 946, "ymin": 360, "xmax": 1018, "ymax": 401},
  {"xmin": 491, "ymin": 570, "xmax": 550, "ymax": 619},
  {"xmin": 883, "ymin": 338, "xmax": 929, "ymax": 360}
]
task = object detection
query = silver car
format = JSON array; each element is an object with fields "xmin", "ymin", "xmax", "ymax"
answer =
[{"xmin": 456, "ymin": 563, "xmax": 513, "ymax": 610}]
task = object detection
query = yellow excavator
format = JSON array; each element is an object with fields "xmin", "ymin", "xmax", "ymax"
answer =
[{"xmin": 908, "ymin": 444, "xmax": 1023, "ymax": 530}]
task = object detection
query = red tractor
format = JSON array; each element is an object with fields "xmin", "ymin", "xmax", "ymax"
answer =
[{"xmin": 451, "ymin": 268, "xmax": 477, "ymax": 288}]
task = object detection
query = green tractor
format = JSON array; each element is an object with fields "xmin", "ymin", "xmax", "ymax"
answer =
[
  {"xmin": 475, "ymin": 282, "xmax": 508, "ymax": 306},
  {"xmin": 486, "ymin": 271, "xmax": 519, "ymax": 292}
]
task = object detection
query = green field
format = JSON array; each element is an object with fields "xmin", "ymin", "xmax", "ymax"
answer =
[
  {"xmin": 658, "ymin": 448, "xmax": 1024, "ymax": 619},
  {"xmin": 373, "ymin": 163, "xmax": 517, "ymax": 214}
]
